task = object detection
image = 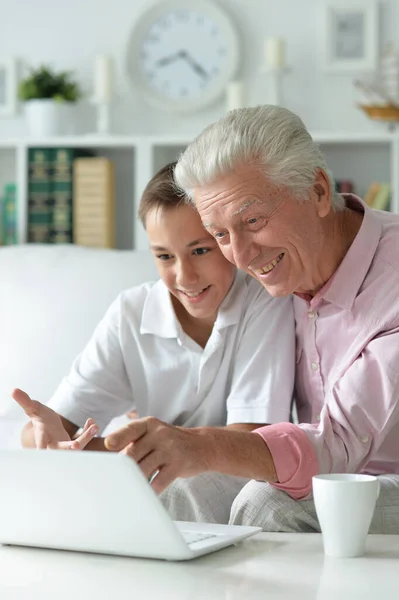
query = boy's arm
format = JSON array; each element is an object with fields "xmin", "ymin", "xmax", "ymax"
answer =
[
  {"xmin": 47, "ymin": 294, "xmax": 135, "ymax": 436},
  {"xmin": 15, "ymin": 389, "xmax": 97, "ymax": 450},
  {"xmin": 21, "ymin": 417, "xmax": 79, "ymax": 448},
  {"xmin": 224, "ymin": 289, "xmax": 295, "ymax": 428},
  {"xmin": 22, "ymin": 415, "xmax": 109, "ymax": 451}
]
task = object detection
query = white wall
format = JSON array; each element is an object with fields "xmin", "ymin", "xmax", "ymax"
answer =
[{"xmin": 0, "ymin": 0, "xmax": 398, "ymax": 138}]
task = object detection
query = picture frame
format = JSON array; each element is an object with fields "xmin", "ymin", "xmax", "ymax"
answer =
[
  {"xmin": 0, "ymin": 58, "xmax": 18, "ymax": 117},
  {"xmin": 322, "ymin": 0, "xmax": 379, "ymax": 73}
]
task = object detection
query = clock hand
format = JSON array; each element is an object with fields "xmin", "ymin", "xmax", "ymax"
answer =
[
  {"xmin": 179, "ymin": 50, "xmax": 209, "ymax": 80},
  {"xmin": 156, "ymin": 52, "xmax": 182, "ymax": 67}
]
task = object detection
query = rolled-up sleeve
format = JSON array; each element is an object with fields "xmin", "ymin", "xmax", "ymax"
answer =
[{"xmin": 254, "ymin": 422, "xmax": 319, "ymax": 499}]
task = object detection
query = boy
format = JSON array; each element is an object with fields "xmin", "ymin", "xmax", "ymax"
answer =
[{"xmin": 14, "ymin": 162, "xmax": 295, "ymax": 481}]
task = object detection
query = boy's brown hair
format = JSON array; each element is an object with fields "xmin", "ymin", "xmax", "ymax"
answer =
[{"xmin": 138, "ymin": 161, "xmax": 186, "ymax": 227}]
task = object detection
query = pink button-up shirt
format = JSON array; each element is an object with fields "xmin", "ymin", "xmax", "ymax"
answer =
[{"xmin": 255, "ymin": 194, "xmax": 399, "ymax": 499}]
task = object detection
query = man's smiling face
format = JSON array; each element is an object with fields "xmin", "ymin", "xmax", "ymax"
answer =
[{"xmin": 193, "ymin": 163, "xmax": 331, "ymax": 297}]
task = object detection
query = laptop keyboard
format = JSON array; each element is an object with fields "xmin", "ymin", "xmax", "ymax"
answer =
[{"xmin": 182, "ymin": 531, "xmax": 217, "ymax": 545}]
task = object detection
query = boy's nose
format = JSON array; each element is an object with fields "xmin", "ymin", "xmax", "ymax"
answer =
[{"xmin": 176, "ymin": 260, "xmax": 198, "ymax": 287}]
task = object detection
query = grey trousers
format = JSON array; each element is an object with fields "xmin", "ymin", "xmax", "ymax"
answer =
[
  {"xmin": 161, "ymin": 473, "xmax": 399, "ymax": 534},
  {"xmin": 161, "ymin": 472, "xmax": 249, "ymax": 524}
]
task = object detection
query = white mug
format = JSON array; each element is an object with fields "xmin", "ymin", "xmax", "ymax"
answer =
[{"xmin": 312, "ymin": 473, "xmax": 380, "ymax": 558}]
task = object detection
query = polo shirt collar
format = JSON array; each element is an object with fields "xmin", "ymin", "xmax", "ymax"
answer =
[
  {"xmin": 140, "ymin": 269, "xmax": 245, "ymax": 338},
  {"xmin": 140, "ymin": 279, "xmax": 180, "ymax": 338},
  {"xmin": 319, "ymin": 194, "xmax": 383, "ymax": 310}
]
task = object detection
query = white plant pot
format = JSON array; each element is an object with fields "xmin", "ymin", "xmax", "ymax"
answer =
[{"xmin": 24, "ymin": 99, "xmax": 64, "ymax": 137}]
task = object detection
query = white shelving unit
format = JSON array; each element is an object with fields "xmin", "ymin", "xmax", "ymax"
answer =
[{"xmin": 0, "ymin": 131, "xmax": 398, "ymax": 250}]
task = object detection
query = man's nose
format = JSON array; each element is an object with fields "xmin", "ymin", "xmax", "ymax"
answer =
[{"xmin": 229, "ymin": 232, "xmax": 256, "ymax": 271}]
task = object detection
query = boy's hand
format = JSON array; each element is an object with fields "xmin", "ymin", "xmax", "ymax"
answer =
[{"xmin": 12, "ymin": 388, "xmax": 98, "ymax": 450}]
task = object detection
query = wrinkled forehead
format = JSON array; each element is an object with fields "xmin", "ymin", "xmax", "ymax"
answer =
[{"xmin": 193, "ymin": 172, "xmax": 285, "ymax": 229}]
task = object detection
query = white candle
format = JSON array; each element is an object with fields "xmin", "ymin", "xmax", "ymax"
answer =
[
  {"xmin": 94, "ymin": 55, "xmax": 113, "ymax": 103},
  {"xmin": 265, "ymin": 38, "xmax": 286, "ymax": 68},
  {"xmin": 226, "ymin": 80, "xmax": 245, "ymax": 112}
]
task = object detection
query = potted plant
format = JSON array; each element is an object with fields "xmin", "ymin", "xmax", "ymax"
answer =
[{"xmin": 18, "ymin": 65, "xmax": 82, "ymax": 137}]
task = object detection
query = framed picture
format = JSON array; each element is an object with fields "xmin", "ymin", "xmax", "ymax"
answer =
[
  {"xmin": 0, "ymin": 58, "xmax": 18, "ymax": 116},
  {"xmin": 323, "ymin": 0, "xmax": 379, "ymax": 73}
]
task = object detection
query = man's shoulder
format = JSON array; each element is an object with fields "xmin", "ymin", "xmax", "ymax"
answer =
[
  {"xmin": 376, "ymin": 212, "xmax": 399, "ymax": 272},
  {"xmin": 359, "ymin": 214, "xmax": 399, "ymax": 322}
]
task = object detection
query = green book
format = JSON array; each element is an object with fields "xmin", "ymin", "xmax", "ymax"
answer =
[
  {"xmin": 2, "ymin": 183, "xmax": 18, "ymax": 245},
  {"xmin": 27, "ymin": 148, "xmax": 53, "ymax": 243},
  {"xmin": 50, "ymin": 148, "xmax": 92, "ymax": 244}
]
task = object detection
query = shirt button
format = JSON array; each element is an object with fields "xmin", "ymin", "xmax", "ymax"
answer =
[
  {"xmin": 308, "ymin": 311, "xmax": 316, "ymax": 319},
  {"xmin": 311, "ymin": 362, "xmax": 319, "ymax": 371},
  {"xmin": 360, "ymin": 435, "xmax": 369, "ymax": 444}
]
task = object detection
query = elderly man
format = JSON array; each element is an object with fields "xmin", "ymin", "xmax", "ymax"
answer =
[
  {"xmin": 83, "ymin": 104, "xmax": 398, "ymax": 532},
  {"xmin": 168, "ymin": 104, "xmax": 399, "ymax": 533}
]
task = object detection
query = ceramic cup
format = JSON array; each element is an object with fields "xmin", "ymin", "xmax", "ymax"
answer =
[{"xmin": 312, "ymin": 473, "xmax": 380, "ymax": 558}]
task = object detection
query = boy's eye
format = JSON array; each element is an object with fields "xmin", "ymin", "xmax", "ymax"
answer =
[
  {"xmin": 157, "ymin": 254, "xmax": 172, "ymax": 261},
  {"xmin": 193, "ymin": 247, "xmax": 209, "ymax": 256}
]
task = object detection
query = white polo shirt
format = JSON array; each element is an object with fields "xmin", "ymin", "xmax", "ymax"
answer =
[{"xmin": 48, "ymin": 271, "xmax": 295, "ymax": 433}]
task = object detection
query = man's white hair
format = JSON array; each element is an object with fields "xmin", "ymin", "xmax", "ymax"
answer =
[{"xmin": 175, "ymin": 104, "xmax": 345, "ymax": 211}]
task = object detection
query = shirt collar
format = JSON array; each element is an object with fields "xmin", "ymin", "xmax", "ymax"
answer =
[
  {"xmin": 315, "ymin": 194, "xmax": 383, "ymax": 310},
  {"xmin": 140, "ymin": 280, "xmax": 180, "ymax": 338},
  {"xmin": 140, "ymin": 270, "xmax": 245, "ymax": 338}
]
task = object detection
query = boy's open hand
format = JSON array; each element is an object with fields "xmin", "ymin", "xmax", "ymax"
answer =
[{"xmin": 12, "ymin": 388, "xmax": 98, "ymax": 450}]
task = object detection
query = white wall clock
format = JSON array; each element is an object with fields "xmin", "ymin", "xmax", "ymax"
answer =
[{"xmin": 126, "ymin": 0, "xmax": 240, "ymax": 112}]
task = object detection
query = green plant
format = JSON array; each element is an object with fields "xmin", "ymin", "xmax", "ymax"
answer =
[{"xmin": 18, "ymin": 65, "xmax": 82, "ymax": 102}]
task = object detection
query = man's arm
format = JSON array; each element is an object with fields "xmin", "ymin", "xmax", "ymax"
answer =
[
  {"xmin": 196, "ymin": 425, "xmax": 277, "ymax": 480},
  {"xmin": 104, "ymin": 417, "xmax": 277, "ymax": 494},
  {"xmin": 225, "ymin": 423, "xmax": 268, "ymax": 431},
  {"xmin": 83, "ymin": 421, "xmax": 263, "ymax": 450}
]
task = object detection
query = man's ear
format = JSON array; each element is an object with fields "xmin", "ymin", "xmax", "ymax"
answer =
[{"xmin": 313, "ymin": 169, "xmax": 332, "ymax": 218}]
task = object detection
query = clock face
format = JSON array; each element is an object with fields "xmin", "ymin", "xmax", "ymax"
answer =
[{"xmin": 126, "ymin": 0, "xmax": 239, "ymax": 111}]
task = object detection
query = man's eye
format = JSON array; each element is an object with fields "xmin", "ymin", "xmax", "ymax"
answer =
[
  {"xmin": 248, "ymin": 217, "xmax": 258, "ymax": 224},
  {"xmin": 214, "ymin": 232, "xmax": 226, "ymax": 239}
]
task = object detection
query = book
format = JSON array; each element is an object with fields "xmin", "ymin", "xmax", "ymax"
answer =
[
  {"xmin": 73, "ymin": 157, "xmax": 115, "ymax": 248},
  {"xmin": 371, "ymin": 183, "xmax": 391, "ymax": 211},
  {"xmin": 363, "ymin": 182, "xmax": 381, "ymax": 207},
  {"xmin": 50, "ymin": 148, "xmax": 92, "ymax": 244},
  {"xmin": 27, "ymin": 148, "xmax": 53, "ymax": 243},
  {"xmin": 2, "ymin": 183, "xmax": 17, "ymax": 244}
]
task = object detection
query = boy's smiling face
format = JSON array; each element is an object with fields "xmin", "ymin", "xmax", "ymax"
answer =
[{"xmin": 146, "ymin": 203, "xmax": 236, "ymax": 325}]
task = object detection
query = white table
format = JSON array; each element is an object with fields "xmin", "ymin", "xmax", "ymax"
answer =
[{"xmin": 1, "ymin": 533, "xmax": 398, "ymax": 599}]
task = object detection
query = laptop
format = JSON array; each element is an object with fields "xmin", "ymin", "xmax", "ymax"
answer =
[{"xmin": 0, "ymin": 449, "xmax": 261, "ymax": 561}]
